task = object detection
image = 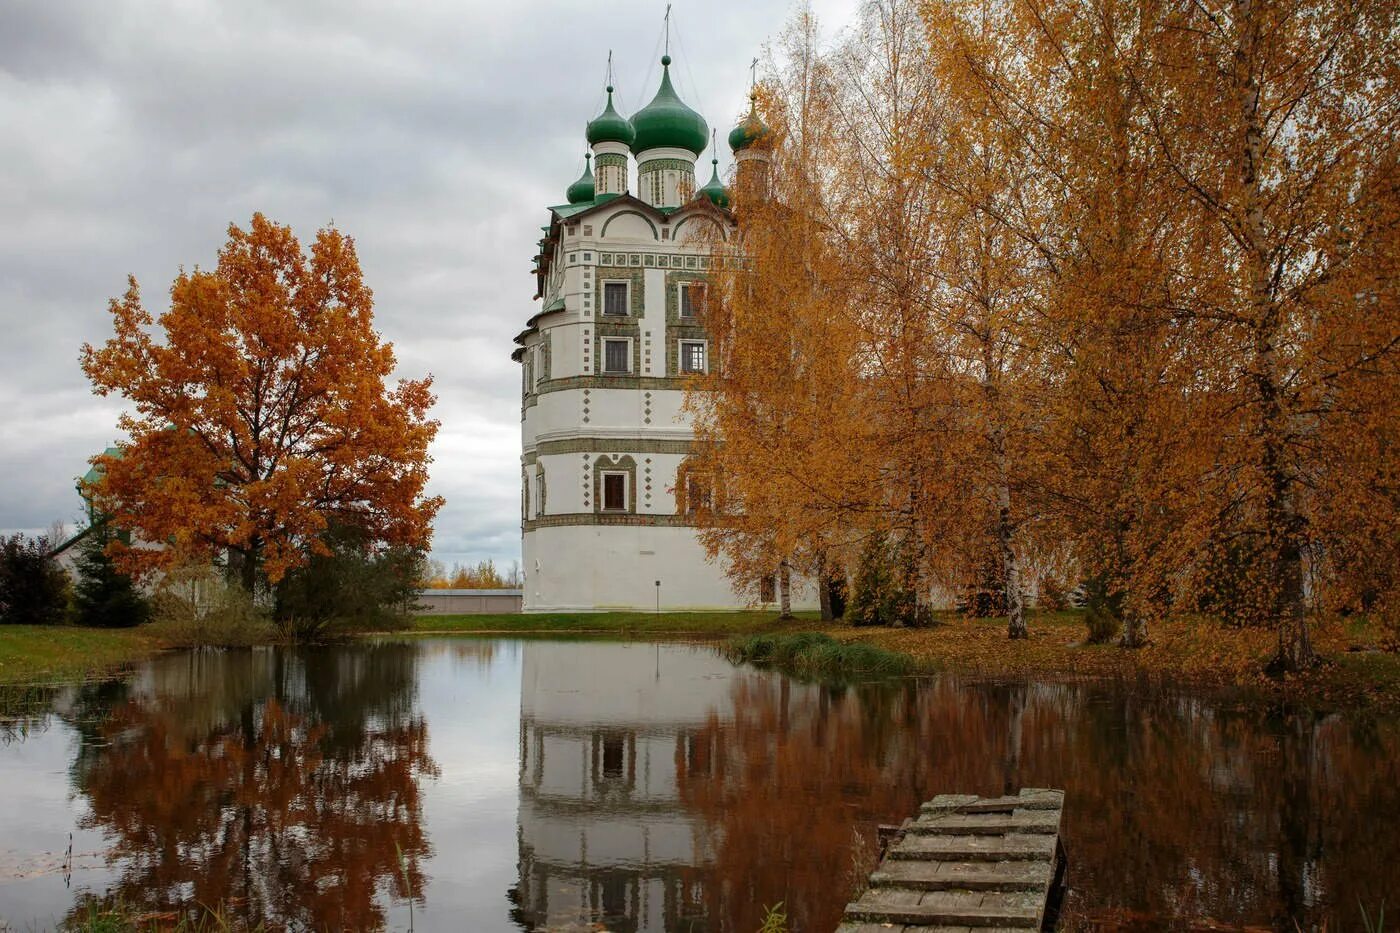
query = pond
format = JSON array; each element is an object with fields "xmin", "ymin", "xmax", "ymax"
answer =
[{"xmin": 0, "ymin": 639, "xmax": 1397, "ymax": 931}]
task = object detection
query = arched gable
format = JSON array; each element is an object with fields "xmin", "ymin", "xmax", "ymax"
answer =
[{"xmin": 600, "ymin": 210, "xmax": 659, "ymax": 240}]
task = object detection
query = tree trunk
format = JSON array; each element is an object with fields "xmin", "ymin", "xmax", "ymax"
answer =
[
  {"xmin": 818, "ymin": 559, "xmax": 834, "ymax": 622},
  {"xmin": 982, "ymin": 341, "xmax": 1026, "ymax": 640},
  {"xmin": 997, "ymin": 477, "xmax": 1027, "ymax": 639},
  {"xmin": 237, "ymin": 542, "xmax": 260, "ymax": 594},
  {"xmin": 778, "ymin": 558, "xmax": 793, "ymax": 619},
  {"xmin": 1235, "ymin": 0, "xmax": 1314, "ymax": 671}
]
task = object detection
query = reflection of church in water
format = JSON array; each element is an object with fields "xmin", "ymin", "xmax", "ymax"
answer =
[{"xmin": 509, "ymin": 642, "xmax": 765, "ymax": 932}]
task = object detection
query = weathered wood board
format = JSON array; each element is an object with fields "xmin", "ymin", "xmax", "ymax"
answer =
[{"xmin": 837, "ymin": 787, "xmax": 1067, "ymax": 932}]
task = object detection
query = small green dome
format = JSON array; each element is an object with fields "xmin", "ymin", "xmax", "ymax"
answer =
[
  {"xmin": 728, "ymin": 94, "xmax": 771, "ymax": 152},
  {"xmin": 630, "ymin": 56, "xmax": 709, "ymax": 155},
  {"xmin": 587, "ymin": 86, "xmax": 635, "ymax": 148},
  {"xmin": 698, "ymin": 158, "xmax": 729, "ymax": 209},
  {"xmin": 566, "ymin": 154, "xmax": 595, "ymax": 204}
]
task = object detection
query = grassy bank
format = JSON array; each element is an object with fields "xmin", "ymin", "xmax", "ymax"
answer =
[
  {"xmin": 407, "ymin": 610, "xmax": 818, "ymax": 636},
  {"xmin": 0, "ymin": 625, "xmax": 162, "ymax": 687},
  {"xmin": 725, "ymin": 631, "xmax": 916, "ymax": 679},
  {"xmin": 822, "ymin": 611, "xmax": 1400, "ymax": 709}
]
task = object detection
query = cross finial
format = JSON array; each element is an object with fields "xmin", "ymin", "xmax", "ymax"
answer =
[
  {"xmin": 750, "ymin": 56, "xmax": 758, "ymax": 89},
  {"xmin": 607, "ymin": 50, "xmax": 613, "ymax": 88},
  {"xmin": 664, "ymin": 4, "xmax": 672, "ymax": 56}
]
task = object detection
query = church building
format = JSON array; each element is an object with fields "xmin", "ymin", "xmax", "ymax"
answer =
[{"xmin": 514, "ymin": 54, "xmax": 811, "ymax": 611}]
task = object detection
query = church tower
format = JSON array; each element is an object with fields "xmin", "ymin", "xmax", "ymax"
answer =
[{"xmin": 514, "ymin": 54, "xmax": 815, "ymax": 612}]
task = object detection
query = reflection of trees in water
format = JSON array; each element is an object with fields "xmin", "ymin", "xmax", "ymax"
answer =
[
  {"xmin": 66, "ymin": 643, "xmax": 438, "ymax": 930},
  {"xmin": 678, "ymin": 675, "xmax": 1400, "ymax": 931}
]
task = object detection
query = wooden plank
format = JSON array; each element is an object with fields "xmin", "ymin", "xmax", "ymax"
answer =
[
  {"xmin": 843, "ymin": 888, "xmax": 1042, "ymax": 927},
  {"xmin": 924, "ymin": 793, "xmax": 982, "ymax": 812},
  {"xmin": 870, "ymin": 858, "xmax": 1050, "ymax": 892},
  {"xmin": 892, "ymin": 832, "xmax": 1057, "ymax": 862},
  {"xmin": 920, "ymin": 791, "xmax": 1063, "ymax": 816},
  {"xmin": 909, "ymin": 810, "xmax": 1061, "ymax": 836}
]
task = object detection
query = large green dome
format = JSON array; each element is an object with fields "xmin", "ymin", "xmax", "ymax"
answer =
[
  {"xmin": 630, "ymin": 56, "xmax": 709, "ymax": 155},
  {"xmin": 728, "ymin": 94, "xmax": 771, "ymax": 152},
  {"xmin": 566, "ymin": 154, "xmax": 595, "ymax": 204},
  {"xmin": 587, "ymin": 87, "xmax": 635, "ymax": 147}
]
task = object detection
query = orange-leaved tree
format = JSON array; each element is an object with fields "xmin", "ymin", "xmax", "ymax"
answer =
[{"xmin": 80, "ymin": 213, "xmax": 443, "ymax": 591}]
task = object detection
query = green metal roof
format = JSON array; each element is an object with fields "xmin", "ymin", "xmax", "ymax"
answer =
[
  {"xmin": 80, "ymin": 445, "xmax": 123, "ymax": 488},
  {"xmin": 548, "ymin": 190, "xmax": 623, "ymax": 219},
  {"xmin": 630, "ymin": 56, "xmax": 708, "ymax": 156},
  {"xmin": 543, "ymin": 297, "xmax": 565, "ymax": 313}
]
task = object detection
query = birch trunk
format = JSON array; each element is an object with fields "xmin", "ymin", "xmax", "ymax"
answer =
[
  {"xmin": 779, "ymin": 558, "xmax": 793, "ymax": 619},
  {"xmin": 1235, "ymin": 0, "xmax": 1314, "ymax": 670}
]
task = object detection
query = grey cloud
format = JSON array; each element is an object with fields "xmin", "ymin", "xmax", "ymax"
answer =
[{"xmin": 0, "ymin": 0, "xmax": 856, "ymax": 569}]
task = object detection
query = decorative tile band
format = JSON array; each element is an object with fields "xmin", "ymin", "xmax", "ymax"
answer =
[
  {"xmin": 525, "ymin": 436, "xmax": 695, "ymax": 457},
  {"xmin": 523, "ymin": 512, "xmax": 697, "ymax": 530}
]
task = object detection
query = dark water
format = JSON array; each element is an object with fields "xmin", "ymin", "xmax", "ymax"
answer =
[{"xmin": 0, "ymin": 639, "xmax": 1396, "ymax": 932}]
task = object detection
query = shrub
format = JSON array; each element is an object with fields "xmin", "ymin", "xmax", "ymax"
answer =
[
  {"xmin": 1082, "ymin": 574, "xmax": 1123, "ymax": 644},
  {"xmin": 72, "ymin": 522, "xmax": 149, "ymax": 628},
  {"xmin": 273, "ymin": 524, "xmax": 426, "ymax": 641},
  {"xmin": 0, "ymin": 533, "xmax": 69, "ymax": 625},
  {"xmin": 725, "ymin": 632, "xmax": 916, "ymax": 679},
  {"xmin": 847, "ymin": 533, "xmax": 930, "ymax": 627},
  {"xmin": 149, "ymin": 564, "xmax": 274, "ymax": 648},
  {"xmin": 1038, "ymin": 574, "xmax": 1071, "ymax": 612}
]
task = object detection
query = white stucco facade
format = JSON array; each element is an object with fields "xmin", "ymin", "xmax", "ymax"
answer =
[{"xmin": 514, "ymin": 63, "xmax": 815, "ymax": 613}]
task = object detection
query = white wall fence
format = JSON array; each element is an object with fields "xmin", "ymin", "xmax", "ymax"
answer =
[{"xmin": 416, "ymin": 588, "xmax": 523, "ymax": 615}]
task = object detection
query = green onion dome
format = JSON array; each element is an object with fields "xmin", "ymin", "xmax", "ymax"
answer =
[
  {"xmin": 698, "ymin": 158, "xmax": 729, "ymax": 209},
  {"xmin": 586, "ymin": 86, "xmax": 636, "ymax": 148},
  {"xmin": 728, "ymin": 94, "xmax": 771, "ymax": 152},
  {"xmin": 630, "ymin": 55, "xmax": 709, "ymax": 155},
  {"xmin": 566, "ymin": 153, "xmax": 595, "ymax": 204}
]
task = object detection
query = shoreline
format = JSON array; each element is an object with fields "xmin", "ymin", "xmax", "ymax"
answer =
[{"xmin": 3, "ymin": 610, "xmax": 1397, "ymax": 713}]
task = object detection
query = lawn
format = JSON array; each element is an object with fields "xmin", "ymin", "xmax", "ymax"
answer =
[
  {"xmin": 408, "ymin": 609, "xmax": 818, "ymax": 636},
  {"xmin": 0, "ymin": 625, "xmax": 161, "ymax": 686}
]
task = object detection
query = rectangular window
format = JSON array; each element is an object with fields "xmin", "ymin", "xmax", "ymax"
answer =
[
  {"xmin": 603, "ymin": 338, "xmax": 630, "ymax": 374},
  {"xmin": 602, "ymin": 472, "xmax": 627, "ymax": 511},
  {"xmin": 685, "ymin": 473, "xmax": 712, "ymax": 514},
  {"xmin": 602, "ymin": 735, "xmax": 624, "ymax": 777},
  {"xmin": 679, "ymin": 340, "xmax": 706, "ymax": 374},
  {"xmin": 679, "ymin": 283, "xmax": 705, "ymax": 318},
  {"xmin": 759, "ymin": 575, "xmax": 777, "ymax": 603},
  {"xmin": 603, "ymin": 281, "xmax": 629, "ymax": 316}
]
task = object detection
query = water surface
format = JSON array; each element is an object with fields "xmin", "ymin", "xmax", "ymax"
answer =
[{"xmin": 0, "ymin": 638, "xmax": 1396, "ymax": 930}]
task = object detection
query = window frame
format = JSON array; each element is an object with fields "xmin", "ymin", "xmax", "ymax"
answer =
[
  {"xmin": 602, "ymin": 280, "xmax": 630, "ymax": 317},
  {"xmin": 678, "ymin": 338, "xmax": 708, "ymax": 375},
  {"xmin": 602, "ymin": 337, "xmax": 633, "ymax": 375},
  {"xmin": 684, "ymin": 472, "xmax": 712, "ymax": 515},
  {"xmin": 600, "ymin": 471, "xmax": 629, "ymax": 512},
  {"xmin": 678, "ymin": 282, "xmax": 706, "ymax": 319}
]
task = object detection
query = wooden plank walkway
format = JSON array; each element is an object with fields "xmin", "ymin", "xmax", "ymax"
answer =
[{"xmin": 837, "ymin": 788, "xmax": 1067, "ymax": 932}]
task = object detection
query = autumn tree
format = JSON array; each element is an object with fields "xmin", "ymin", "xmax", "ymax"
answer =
[
  {"xmin": 81, "ymin": 214, "xmax": 443, "ymax": 592},
  {"xmin": 688, "ymin": 7, "xmax": 876, "ymax": 607},
  {"xmin": 1104, "ymin": 0, "xmax": 1399, "ymax": 667}
]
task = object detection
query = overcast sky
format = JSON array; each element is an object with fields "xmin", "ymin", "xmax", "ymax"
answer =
[{"xmin": 0, "ymin": 0, "xmax": 857, "ymax": 571}]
